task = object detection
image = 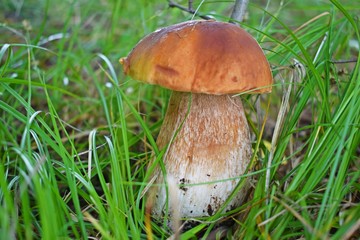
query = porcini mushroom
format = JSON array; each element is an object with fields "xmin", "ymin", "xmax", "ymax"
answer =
[{"xmin": 120, "ymin": 20, "xmax": 272, "ymax": 227}]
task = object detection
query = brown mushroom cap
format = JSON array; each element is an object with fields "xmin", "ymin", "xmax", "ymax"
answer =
[{"xmin": 120, "ymin": 20, "xmax": 273, "ymax": 94}]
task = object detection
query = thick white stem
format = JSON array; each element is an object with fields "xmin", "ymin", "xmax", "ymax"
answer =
[{"xmin": 152, "ymin": 92, "xmax": 251, "ymax": 225}]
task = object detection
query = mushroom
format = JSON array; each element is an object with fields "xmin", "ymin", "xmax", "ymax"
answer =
[{"xmin": 120, "ymin": 20, "xmax": 272, "ymax": 227}]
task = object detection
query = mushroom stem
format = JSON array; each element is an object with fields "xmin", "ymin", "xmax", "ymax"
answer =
[{"xmin": 152, "ymin": 91, "xmax": 251, "ymax": 224}]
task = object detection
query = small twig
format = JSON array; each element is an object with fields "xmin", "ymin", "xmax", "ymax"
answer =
[
  {"xmin": 188, "ymin": 0, "xmax": 193, "ymax": 12},
  {"xmin": 330, "ymin": 58, "xmax": 358, "ymax": 64},
  {"xmin": 229, "ymin": 0, "xmax": 249, "ymax": 24},
  {"xmin": 168, "ymin": 0, "xmax": 212, "ymax": 20}
]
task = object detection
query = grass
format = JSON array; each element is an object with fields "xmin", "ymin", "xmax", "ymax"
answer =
[{"xmin": 0, "ymin": 0, "xmax": 359, "ymax": 239}]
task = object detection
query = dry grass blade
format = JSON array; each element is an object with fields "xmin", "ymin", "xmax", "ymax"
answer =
[
  {"xmin": 265, "ymin": 60, "xmax": 304, "ymax": 199},
  {"xmin": 145, "ymin": 193, "xmax": 154, "ymax": 240}
]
